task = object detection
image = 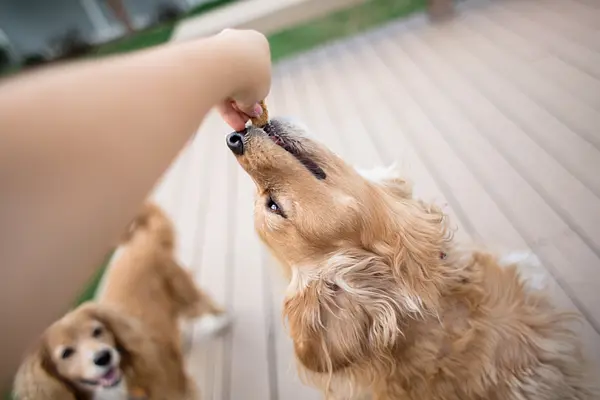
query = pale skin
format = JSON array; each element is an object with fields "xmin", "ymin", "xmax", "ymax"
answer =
[{"xmin": 0, "ymin": 29, "xmax": 271, "ymax": 390}]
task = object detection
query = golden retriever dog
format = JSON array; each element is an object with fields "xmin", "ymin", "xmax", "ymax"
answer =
[
  {"xmin": 14, "ymin": 203, "xmax": 228, "ymax": 400},
  {"xmin": 226, "ymin": 119, "xmax": 596, "ymax": 399}
]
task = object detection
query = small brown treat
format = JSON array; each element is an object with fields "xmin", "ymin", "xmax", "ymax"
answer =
[{"xmin": 250, "ymin": 100, "xmax": 269, "ymax": 128}]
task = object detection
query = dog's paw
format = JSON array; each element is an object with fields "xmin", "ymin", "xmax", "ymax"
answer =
[
  {"xmin": 499, "ymin": 251, "xmax": 548, "ymax": 291},
  {"xmin": 195, "ymin": 312, "xmax": 232, "ymax": 338}
]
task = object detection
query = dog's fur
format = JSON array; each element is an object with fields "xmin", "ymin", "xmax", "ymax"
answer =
[
  {"xmin": 14, "ymin": 203, "xmax": 226, "ymax": 400},
  {"xmin": 228, "ymin": 118, "xmax": 595, "ymax": 399}
]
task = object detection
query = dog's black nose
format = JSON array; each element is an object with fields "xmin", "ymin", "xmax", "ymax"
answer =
[
  {"xmin": 226, "ymin": 129, "xmax": 246, "ymax": 156},
  {"xmin": 93, "ymin": 350, "xmax": 112, "ymax": 367}
]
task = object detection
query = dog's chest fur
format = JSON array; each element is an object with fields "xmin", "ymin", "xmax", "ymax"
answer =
[{"xmin": 92, "ymin": 379, "xmax": 129, "ymax": 400}]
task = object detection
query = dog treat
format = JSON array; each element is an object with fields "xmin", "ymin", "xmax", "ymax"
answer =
[{"xmin": 250, "ymin": 100, "xmax": 269, "ymax": 128}]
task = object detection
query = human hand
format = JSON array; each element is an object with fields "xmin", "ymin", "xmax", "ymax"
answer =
[
  {"xmin": 217, "ymin": 99, "xmax": 263, "ymax": 132},
  {"xmin": 213, "ymin": 29, "xmax": 272, "ymax": 131}
]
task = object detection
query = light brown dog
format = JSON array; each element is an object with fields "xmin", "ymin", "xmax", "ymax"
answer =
[
  {"xmin": 14, "ymin": 203, "xmax": 227, "ymax": 400},
  {"xmin": 226, "ymin": 119, "xmax": 596, "ymax": 399}
]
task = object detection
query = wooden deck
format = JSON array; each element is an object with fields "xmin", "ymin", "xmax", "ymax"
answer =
[{"xmin": 148, "ymin": 0, "xmax": 600, "ymax": 397}]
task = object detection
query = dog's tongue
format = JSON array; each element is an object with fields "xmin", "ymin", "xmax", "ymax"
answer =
[{"xmin": 99, "ymin": 368, "xmax": 117, "ymax": 387}]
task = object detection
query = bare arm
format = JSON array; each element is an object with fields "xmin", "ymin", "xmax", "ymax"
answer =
[{"xmin": 0, "ymin": 29, "xmax": 270, "ymax": 389}]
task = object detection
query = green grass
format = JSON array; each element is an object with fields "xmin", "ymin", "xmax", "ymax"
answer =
[
  {"xmin": 186, "ymin": 0, "xmax": 238, "ymax": 18},
  {"xmin": 268, "ymin": 0, "xmax": 426, "ymax": 61},
  {"xmin": 94, "ymin": 24, "xmax": 174, "ymax": 57},
  {"xmin": 75, "ymin": 251, "xmax": 114, "ymax": 305}
]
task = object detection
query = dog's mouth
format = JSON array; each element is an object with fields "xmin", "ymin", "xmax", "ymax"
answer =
[
  {"xmin": 79, "ymin": 367, "xmax": 122, "ymax": 388},
  {"xmin": 263, "ymin": 122, "xmax": 326, "ymax": 180}
]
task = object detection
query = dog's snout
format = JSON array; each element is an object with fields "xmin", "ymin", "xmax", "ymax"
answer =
[
  {"xmin": 226, "ymin": 130, "xmax": 246, "ymax": 156},
  {"xmin": 93, "ymin": 350, "xmax": 112, "ymax": 367}
]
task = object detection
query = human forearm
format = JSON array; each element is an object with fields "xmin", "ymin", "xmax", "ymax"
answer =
[{"xmin": 0, "ymin": 37, "xmax": 243, "ymax": 174}]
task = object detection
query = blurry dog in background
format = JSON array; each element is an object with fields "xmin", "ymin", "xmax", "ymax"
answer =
[
  {"xmin": 14, "ymin": 203, "xmax": 228, "ymax": 399},
  {"xmin": 226, "ymin": 118, "xmax": 595, "ymax": 399}
]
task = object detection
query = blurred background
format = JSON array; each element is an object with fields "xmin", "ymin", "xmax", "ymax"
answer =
[
  {"xmin": 0, "ymin": 0, "xmax": 234, "ymax": 71},
  {"xmin": 0, "ymin": 0, "xmax": 435, "ymax": 75}
]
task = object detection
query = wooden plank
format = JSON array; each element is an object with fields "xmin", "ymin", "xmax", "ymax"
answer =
[
  {"xmin": 572, "ymin": 0, "xmax": 600, "ymax": 12},
  {"xmin": 483, "ymin": 0, "xmax": 600, "ymax": 79},
  {"xmin": 455, "ymin": 15, "xmax": 600, "ymax": 154},
  {"xmin": 171, "ymin": 117, "xmax": 215, "ymax": 356},
  {"xmin": 149, "ymin": 138, "xmax": 193, "ymax": 222},
  {"xmin": 171, "ymin": 126, "xmax": 214, "ymax": 267},
  {"xmin": 305, "ymin": 48, "xmax": 386, "ymax": 170},
  {"xmin": 539, "ymin": 0, "xmax": 600, "ymax": 30},
  {"xmin": 366, "ymin": 21, "xmax": 600, "ymax": 327},
  {"xmin": 387, "ymin": 19, "xmax": 600, "ymax": 207},
  {"xmin": 281, "ymin": 56, "xmax": 346, "ymax": 155},
  {"xmin": 456, "ymin": 5, "xmax": 547, "ymax": 62},
  {"xmin": 502, "ymin": 0, "xmax": 600, "ymax": 52},
  {"xmin": 186, "ymin": 111, "xmax": 233, "ymax": 400},
  {"xmin": 228, "ymin": 146, "xmax": 273, "ymax": 400},
  {"xmin": 415, "ymin": 21, "xmax": 600, "ymax": 255},
  {"xmin": 459, "ymin": 6, "xmax": 600, "ymax": 111},
  {"xmin": 354, "ymin": 28, "xmax": 539, "ymax": 249},
  {"xmin": 532, "ymin": 56, "xmax": 600, "ymax": 112},
  {"xmin": 535, "ymin": 231, "xmax": 600, "ymax": 343}
]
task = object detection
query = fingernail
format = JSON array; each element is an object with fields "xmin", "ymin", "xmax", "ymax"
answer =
[{"xmin": 253, "ymin": 103, "xmax": 263, "ymax": 116}]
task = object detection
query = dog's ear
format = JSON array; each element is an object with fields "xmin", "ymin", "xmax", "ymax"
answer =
[
  {"xmin": 284, "ymin": 251, "xmax": 403, "ymax": 374},
  {"xmin": 356, "ymin": 164, "xmax": 413, "ymax": 200},
  {"xmin": 120, "ymin": 202, "xmax": 175, "ymax": 249},
  {"xmin": 285, "ymin": 286, "xmax": 362, "ymax": 374},
  {"xmin": 13, "ymin": 338, "xmax": 78, "ymax": 400},
  {"xmin": 120, "ymin": 203, "xmax": 152, "ymax": 244},
  {"xmin": 77, "ymin": 302, "xmax": 147, "ymax": 358}
]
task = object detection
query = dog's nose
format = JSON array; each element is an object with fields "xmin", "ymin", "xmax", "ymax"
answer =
[
  {"xmin": 93, "ymin": 350, "xmax": 112, "ymax": 367},
  {"xmin": 226, "ymin": 129, "xmax": 246, "ymax": 156}
]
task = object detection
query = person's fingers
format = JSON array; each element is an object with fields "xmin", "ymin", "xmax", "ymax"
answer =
[
  {"xmin": 234, "ymin": 102, "xmax": 263, "ymax": 118},
  {"xmin": 217, "ymin": 101, "xmax": 248, "ymax": 131},
  {"xmin": 213, "ymin": 29, "xmax": 271, "ymax": 117}
]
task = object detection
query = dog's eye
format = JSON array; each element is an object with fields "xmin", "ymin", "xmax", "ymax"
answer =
[
  {"xmin": 92, "ymin": 326, "xmax": 103, "ymax": 338},
  {"xmin": 61, "ymin": 347, "xmax": 75, "ymax": 359},
  {"xmin": 266, "ymin": 197, "xmax": 283, "ymax": 216}
]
